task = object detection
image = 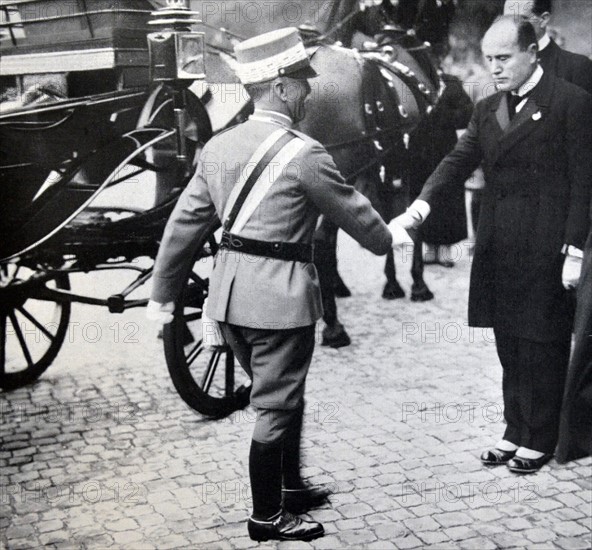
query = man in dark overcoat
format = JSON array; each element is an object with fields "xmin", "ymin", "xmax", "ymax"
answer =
[
  {"xmin": 504, "ymin": 0, "xmax": 592, "ymax": 465},
  {"xmin": 147, "ymin": 28, "xmax": 408, "ymax": 541},
  {"xmin": 396, "ymin": 16, "xmax": 591, "ymax": 473},
  {"xmin": 504, "ymin": 0, "xmax": 592, "ymax": 94}
]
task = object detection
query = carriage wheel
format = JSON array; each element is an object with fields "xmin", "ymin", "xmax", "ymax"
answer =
[
  {"xmin": 162, "ymin": 223, "xmax": 252, "ymax": 418},
  {"xmin": 0, "ymin": 268, "xmax": 71, "ymax": 390}
]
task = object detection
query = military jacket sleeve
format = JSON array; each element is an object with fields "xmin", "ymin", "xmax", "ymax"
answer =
[
  {"xmin": 297, "ymin": 140, "xmax": 393, "ymax": 255},
  {"xmin": 151, "ymin": 151, "xmax": 218, "ymax": 304}
]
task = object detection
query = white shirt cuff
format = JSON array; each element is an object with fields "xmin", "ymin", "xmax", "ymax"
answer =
[
  {"xmin": 562, "ymin": 244, "xmax": 584, "ymax": 259},
  {"xmin": 408, "ymin": 200, "xmax": 431, "ymax": 222}
]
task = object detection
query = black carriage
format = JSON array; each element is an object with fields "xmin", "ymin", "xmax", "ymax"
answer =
[{"xmin": 0, "ymin": 0, "xmax": 251, "ymax": 418}]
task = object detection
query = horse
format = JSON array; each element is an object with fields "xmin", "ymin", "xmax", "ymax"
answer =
[
  {"xmin": 200, "ymin": 18, "xmax": 443, "ymax": 347},
  {"xmin": 303, "ymin": 1, "xmax": 474, "ymax": 347},
  {"xmin": 294, "ymin": 26, "xmax": 445, "ymax": 346}
]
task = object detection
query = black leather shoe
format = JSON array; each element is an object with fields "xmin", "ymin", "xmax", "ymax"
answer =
[
  {"xmin": 507, "ymin": 454, "xmax": 552, "ymax": 474},
  {"xmin": 283, "ymin": 486, "xmax": 331, "ymax": 514},
  {"xmin": 480, "ymin": 448, "xmax": 516, "ymax": 465},
  {"xmin": 248, "ymin": 510, "xmax": 324, "ymax": 542}
]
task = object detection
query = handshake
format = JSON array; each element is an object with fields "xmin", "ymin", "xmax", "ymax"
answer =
[{"xmin": 388, "ymin": 200, "xmax": 430, "ymax": 248}]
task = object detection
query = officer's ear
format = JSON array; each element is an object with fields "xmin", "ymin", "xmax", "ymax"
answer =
[{"xmin": 272, "ymin": 79, "xmax": 288, "ymax": 102}]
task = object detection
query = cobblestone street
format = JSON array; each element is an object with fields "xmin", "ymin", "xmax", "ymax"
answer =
[{"xmin": 1, "ymin": 234, "xmax": 591, "ymax": 549}]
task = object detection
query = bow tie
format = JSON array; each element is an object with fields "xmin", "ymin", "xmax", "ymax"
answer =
[{"xmin": 507, "ymin": 89, "xmax": 532, "ymax": 119}]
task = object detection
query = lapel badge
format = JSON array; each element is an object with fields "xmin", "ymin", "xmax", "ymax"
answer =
[{"xmin": 532, "ymin": 111, "xmax": 542, "ymax": 121}]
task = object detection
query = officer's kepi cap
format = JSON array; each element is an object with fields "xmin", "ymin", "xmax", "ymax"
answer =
[{"xmin": 234, "ymin": 27, "xmax": 318, "ymax": 85}]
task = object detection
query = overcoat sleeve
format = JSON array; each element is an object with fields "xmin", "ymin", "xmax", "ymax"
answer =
[
  {"xmin": 298, "ymin": 143, "xmax": 393, "ymax": 255},
  {"xmin": 564, "ymin": 89, "xmax": 592, "ymax": 249},
  {"xmin": 151, "ymin": 151, "xmax": 218, "ymax": 304},
  {"xmin": 570, "ymin": 54, "xmax": 592, "ymax": 96},
  {"xmin": 416, "ymin": 103, "xmax": 484, "ymax": 206}
]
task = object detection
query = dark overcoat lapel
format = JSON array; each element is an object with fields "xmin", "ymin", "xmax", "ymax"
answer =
[{"xmin": 494, "ymin": 74, "xmax": 553, "ymax": 162}]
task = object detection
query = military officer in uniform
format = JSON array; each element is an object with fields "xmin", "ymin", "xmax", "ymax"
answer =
[
  {"xmin": 504, "ymin": 0, "xmax": 592, "ymax": 94},
  {"xmin": 148, "ymin": 28, "xmax": 411, "ymax": 541},
  {"xmin": 396, "ymin": 16, "xmax": 591, "ymax": 473}
]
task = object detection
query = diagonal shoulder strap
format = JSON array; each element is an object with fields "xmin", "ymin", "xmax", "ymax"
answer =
[{"xmin": 223, "ymin": 129, "xmax": 297, "ymax": 232}]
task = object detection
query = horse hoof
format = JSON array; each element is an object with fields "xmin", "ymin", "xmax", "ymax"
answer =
[
  {"xmin": 382, "ymin": 282, "xmax": 405, "ymax": 300},
  {"xmin": 333, "ymin": 277, "xmax": 352, "ymax": 298},
  {"xmin": 321, "ymin": 324, "xmax": 351, "ymax": 348},
  {"xmin": 411, "ymin": 286, "xmax": 434, "ymax": 302}
]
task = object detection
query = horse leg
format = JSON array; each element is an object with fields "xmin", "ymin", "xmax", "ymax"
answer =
[
  {"xmin": 410, "ymin": 234, "xmax": 434, "ymax": 302},
  {"xmin": 382, "ymin": 248, "xmax": 406, "ymax": 299},
  {"xmin": 314, "ymin": 221, "xmax": 351, "ymax": 348},
  {"xmin": 317, "ymin": 216, "xmax": 351, "ymax": 298}
]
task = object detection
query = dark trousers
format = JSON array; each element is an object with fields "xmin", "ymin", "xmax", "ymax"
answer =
[
  {"xmin": 494, "ymin": 329, "xmax": 571, "ymax": 453},
  {"xmin": 220, "ymin": 323, "xmax": 316, "ymax": 443}
]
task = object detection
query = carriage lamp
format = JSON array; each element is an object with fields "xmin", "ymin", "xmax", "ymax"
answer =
[
  {"xmin": 147, "ymin": 0, "xmax": 205, "ymax": 161},
  {"xmin": 148, "ymin": 32, "xmax": 205, "ymax": 82},
  {"xmin": 148, "ymin": 0, "xmax": 205, "ymax": 82}
]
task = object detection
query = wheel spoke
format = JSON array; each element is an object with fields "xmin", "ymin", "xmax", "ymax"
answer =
[
  {"xmin": 184, "ymin": 311, "xmax": 202, "ymax": 323},
  {"xmin": 0, "ymin": 314, "xmax": 6, "ymax": 374},
  {"xmin": 225, "ymin": 351, "xmax": 235, "ymax": 397},
  {"xmin": 17, "ymin": 306, "xmax": 55, "ymax": 341},
  {"xmin": 8, "ymin": 312, "xmax": 33, "ymax": 367},
  {"xmin": 186, "ymin": 340, "xmax": 204, "ymax": 367},
  {"xmin": 201, "ymin": 349, "xmax": 222, "ymax": 393}
]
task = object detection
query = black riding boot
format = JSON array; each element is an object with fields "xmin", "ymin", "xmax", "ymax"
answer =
[
  {"xmin": 282, "ymin": 402, "xmax": 305, "ymax": 490},
  {"xmin": 249, "ymin": 439, "xmax": 282, "ymax": 521},
  {"xmin": 248, "ymin": 437, "xmax": 324, "ymax": 542},
  {"xmin": 281, "ymin": 403, "xmax": 330, "ymax": 514}
]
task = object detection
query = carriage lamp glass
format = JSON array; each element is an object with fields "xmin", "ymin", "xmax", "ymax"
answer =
[
  {"xmin": 176, "ymin": 32, "xmax": 205, "ymax": 80},
  {"xmin": 148, "ymin": 31, "xmax": 205, "ymax": 82}
]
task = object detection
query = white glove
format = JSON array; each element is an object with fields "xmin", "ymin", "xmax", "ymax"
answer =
[
  {"xmin": 146, "ymin": 300, "xmax": 175, "ymax": 324},
  {"xmin": 201, "ymin": 298, "xmax": 226, "ymax": 348},
  {"xmin": 388, "ymin": 218, "xmax": 414, "ymax": 248},
  {"xmin": 562, "ymin": 253, "xmax": 582, "ymax": 290}
]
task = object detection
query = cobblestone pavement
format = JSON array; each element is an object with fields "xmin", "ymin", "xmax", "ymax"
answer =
[{"xmin": 1, "ymin": 235, "xmax": 591, "ymax": 550}]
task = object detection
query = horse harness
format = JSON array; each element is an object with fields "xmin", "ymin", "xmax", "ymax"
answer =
[{"xmin": 305, "ymin": 44, "xmax": 439, "ymax": 185}]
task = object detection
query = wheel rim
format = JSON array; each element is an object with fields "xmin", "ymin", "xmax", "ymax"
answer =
[
  {"xmin": 163, "ymin": 233, "xmax": 251, "ymax": 418},
  {"xmin": 0, "ymin": 266, "xmax": 70, "ymax": 390}
]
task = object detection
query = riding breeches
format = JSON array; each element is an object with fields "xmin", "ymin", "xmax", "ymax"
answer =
[{"xmin": 219, "ymin": 322, "xmax": 316, "ymax": 443}]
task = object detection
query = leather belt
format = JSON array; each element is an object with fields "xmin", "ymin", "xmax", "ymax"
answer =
[{"xmin": 220, "ymin": 231, "xmax": 313, "ymax": 263}]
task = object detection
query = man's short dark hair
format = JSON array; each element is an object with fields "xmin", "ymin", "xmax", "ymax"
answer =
[
  {"xmin": 244, "ymin": 81, "xmax": 273, "ymax": 102},
  {"xmin": 532, "ymin": 0, "xmax": 553, "ymax": 16},
  {"xmin": 517, "ymin": 20, "xmax": 538, "ymax": 51}
]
